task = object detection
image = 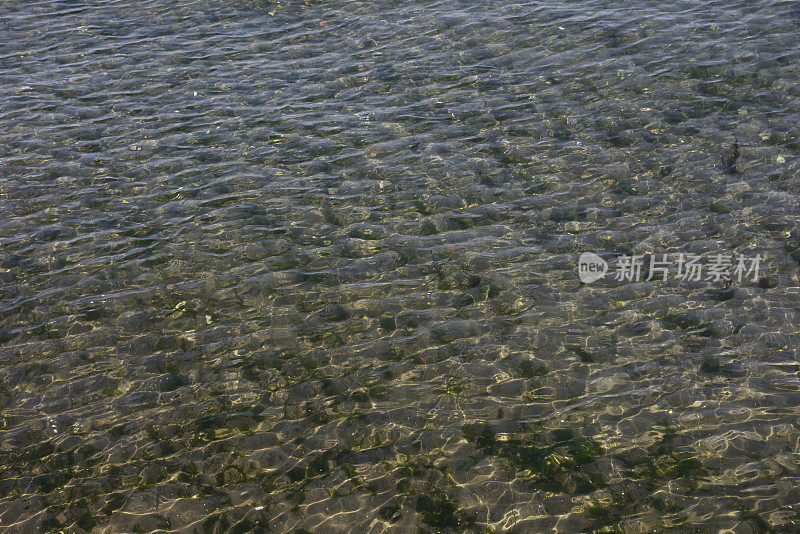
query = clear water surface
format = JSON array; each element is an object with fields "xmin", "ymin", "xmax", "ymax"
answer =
[{"xmin": 1, "ymin": 0, "xmax": 800, "ymax": 532}]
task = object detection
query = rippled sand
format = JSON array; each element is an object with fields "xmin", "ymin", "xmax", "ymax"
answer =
[{"xmin": 1, "ymin": 0, "xmax": 800, "ymax": 532}]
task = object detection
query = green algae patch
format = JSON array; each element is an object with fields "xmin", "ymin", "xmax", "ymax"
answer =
[
  {"xmin": 416, "ymin": 491, "xmax": 460, "ymax": 529},
  {"xmin": 462, "ymin": 423, "xmax": 605, "ymax": 493},
  {"xmin": 517, "ymin": 361, "xmax": 550, "ymax": 378},
  {"xmin": 415, "ymin": 489, "xmax": 476, "ymax": 531}
]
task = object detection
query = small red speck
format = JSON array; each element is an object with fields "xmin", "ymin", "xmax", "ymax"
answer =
[{"xmin": 319, "ymin": 20, "xmax": 329, "ymax": 27}]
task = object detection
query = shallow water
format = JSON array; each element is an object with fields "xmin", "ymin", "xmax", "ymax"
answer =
[{"xmin": 1, "ymin": 0, "xmax": 800, "ymax": 532}]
